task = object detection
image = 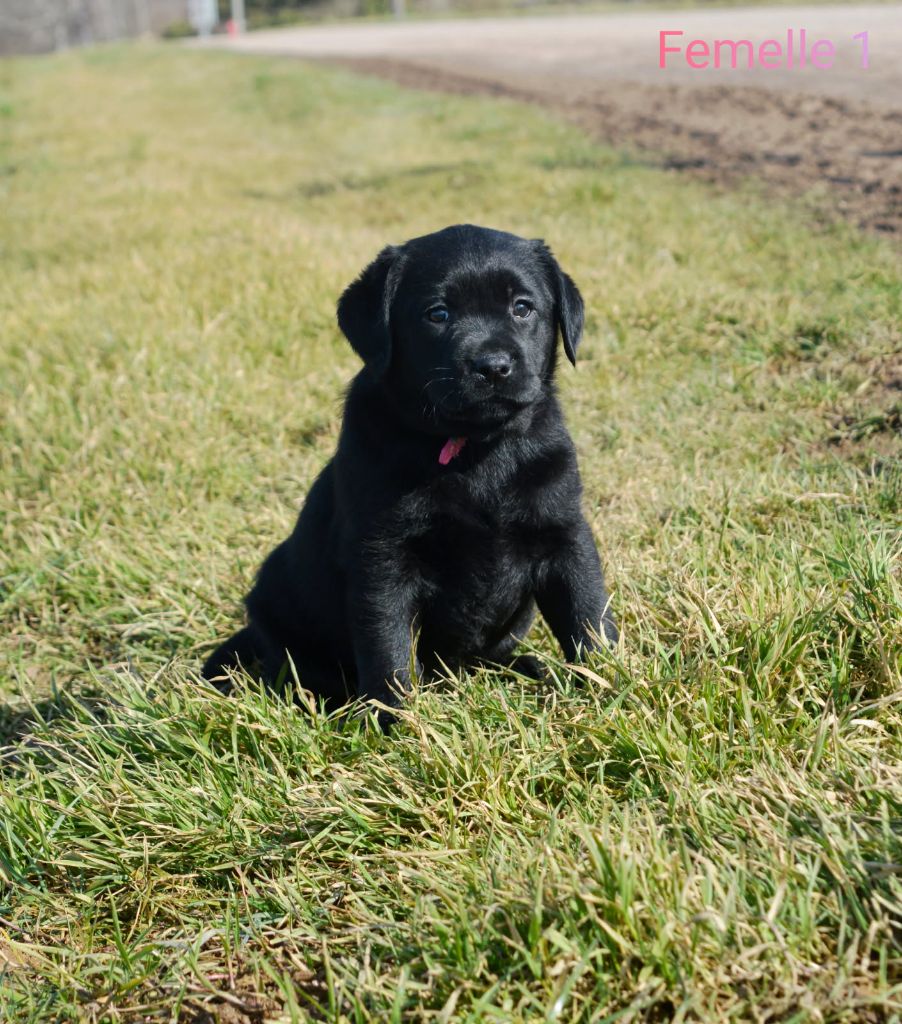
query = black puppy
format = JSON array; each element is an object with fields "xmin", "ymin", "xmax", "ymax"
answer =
[{"xmin": 203, "ymin": 225, "xmax": 617, "ymax": 722}]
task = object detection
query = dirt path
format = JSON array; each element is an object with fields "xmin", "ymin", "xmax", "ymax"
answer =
[{"xmin": 201, "ymin": 6, "xmax": 902, "ymax": 233}]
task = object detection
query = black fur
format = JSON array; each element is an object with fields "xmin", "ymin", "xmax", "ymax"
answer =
[{"xmin": 203, "ymin": 225, "xmax": 617, "ymax": 724}]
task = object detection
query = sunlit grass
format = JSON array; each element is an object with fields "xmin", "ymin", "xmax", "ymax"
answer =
[{"xmin": 1, "ymin": 43, "xmax": 900, "ymax": 1022}]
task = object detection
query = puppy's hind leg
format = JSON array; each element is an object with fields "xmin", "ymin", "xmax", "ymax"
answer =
[{"xmin": 201, "ymin": 626, "xmax": 261, "ymax": 693}]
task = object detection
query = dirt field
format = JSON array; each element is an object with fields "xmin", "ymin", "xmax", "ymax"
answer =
[{"xmin": 201, "ymin": 5, "xmax": 902, "ymax": 233}]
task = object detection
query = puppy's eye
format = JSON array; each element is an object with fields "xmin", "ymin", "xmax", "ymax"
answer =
[
  {"xmin": 512, "ymin": 299, "xmax": 533, "ymax": 319},
  {"xmin": 426, "ymin": 306, "xmax": 450, "ymax": 324}
]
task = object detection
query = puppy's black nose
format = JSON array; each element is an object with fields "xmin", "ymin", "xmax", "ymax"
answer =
[{"xmin": 470, "ymin": 353, "xmax": 512, "ymax": 383}]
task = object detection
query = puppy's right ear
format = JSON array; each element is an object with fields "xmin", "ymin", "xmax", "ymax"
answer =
[{"xmin": 337, "ymin": 245, "xmax": 404, "ymax": 377}]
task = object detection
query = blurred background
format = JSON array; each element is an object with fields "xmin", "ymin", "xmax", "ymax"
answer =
[{"xmin": 2, "ymin": 0, "xmax": 551, "ymax": 53}]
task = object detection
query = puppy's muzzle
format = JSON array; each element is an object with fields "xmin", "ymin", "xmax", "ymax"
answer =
[{"xmin": 467, "ymin": 351, "xmax": 512, "ymax": 385}]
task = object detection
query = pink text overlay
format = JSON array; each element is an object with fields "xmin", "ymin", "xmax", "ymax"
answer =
[{"xmin": 659, "ymin": 30, "xmax": 870, "ymax": 70}]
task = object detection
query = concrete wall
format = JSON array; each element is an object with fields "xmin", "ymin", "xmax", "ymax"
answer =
[{"xmin": 0, "ymin": 0, "xmax": 190, "ymax": 55}]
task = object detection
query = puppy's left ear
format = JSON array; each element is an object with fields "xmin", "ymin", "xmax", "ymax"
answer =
[
  {"xmin": 337, "ymin": 245, "xmax": 405, "ymax": 377},
  {"xmin": 534, "ymin": 241, "xmax": 585, "ymax": 366}
]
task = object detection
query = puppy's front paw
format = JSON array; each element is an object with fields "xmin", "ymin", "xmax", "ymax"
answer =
[
  {"xmin": 509, "ymin": 653, "xmax": 547, "ymax": 681},
  {"xmin": 375, "ymin": 706, "xmax": 399, "ymax": 733},
  {"xmin": 601, "ymin": 613, "xmax": 619, "ymax": 647},
  {"xmin": 360, "ymin": 685, "xmax": 404, "ymax": 733}
]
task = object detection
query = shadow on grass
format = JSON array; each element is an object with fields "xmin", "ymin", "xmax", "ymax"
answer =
[{"xmin": 0, "ymin": 694, "xmax": 69, "ymax": 742}]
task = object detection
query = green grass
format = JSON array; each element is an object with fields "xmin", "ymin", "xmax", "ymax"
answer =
[{"xmin": 1, "ymin": 43, "xmax": 901, "ymax": 1023}]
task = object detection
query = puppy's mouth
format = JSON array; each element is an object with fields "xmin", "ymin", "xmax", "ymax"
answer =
[{"xmin": 428, "ymin": 378, "xmax": 541, "ymax": 428}]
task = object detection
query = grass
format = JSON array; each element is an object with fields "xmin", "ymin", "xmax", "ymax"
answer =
[{"xmin": 1, "ymin": 42, "xmax": 901, "ymax": 1023}]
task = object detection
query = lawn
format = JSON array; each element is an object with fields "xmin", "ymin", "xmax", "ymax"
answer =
[{"xmin": 1, "ymin": 43, "xmax": 901, "ymax": 1023}]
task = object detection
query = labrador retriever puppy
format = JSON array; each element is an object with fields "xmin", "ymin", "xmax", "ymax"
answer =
[{"xmin": 203, "ymin": 224, "xmax": 617, "ymax": 724}]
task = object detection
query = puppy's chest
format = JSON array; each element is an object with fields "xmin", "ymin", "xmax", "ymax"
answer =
[{"xmin": 400, "ymin": 472, "xmax": 557, "ymax": 574}]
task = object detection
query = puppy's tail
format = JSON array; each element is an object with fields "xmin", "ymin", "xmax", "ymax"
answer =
[{"xmin": 202, "ymin": 626, "xmax": 260, "ymax": 691}]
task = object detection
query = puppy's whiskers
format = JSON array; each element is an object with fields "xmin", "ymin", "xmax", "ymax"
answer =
[{"xmin": 422, "ymin": 374, "xmax": 456, "ymax": 397}]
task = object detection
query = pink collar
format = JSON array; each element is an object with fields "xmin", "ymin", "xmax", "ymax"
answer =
[{"xmin": 438, "ymin": 437, "xmax": 467, "ymax": 465}]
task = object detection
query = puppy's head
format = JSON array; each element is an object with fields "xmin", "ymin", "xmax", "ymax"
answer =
[{"xmin": 337, "ymin": 224, "xmax": 584, "ymax": 435}]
